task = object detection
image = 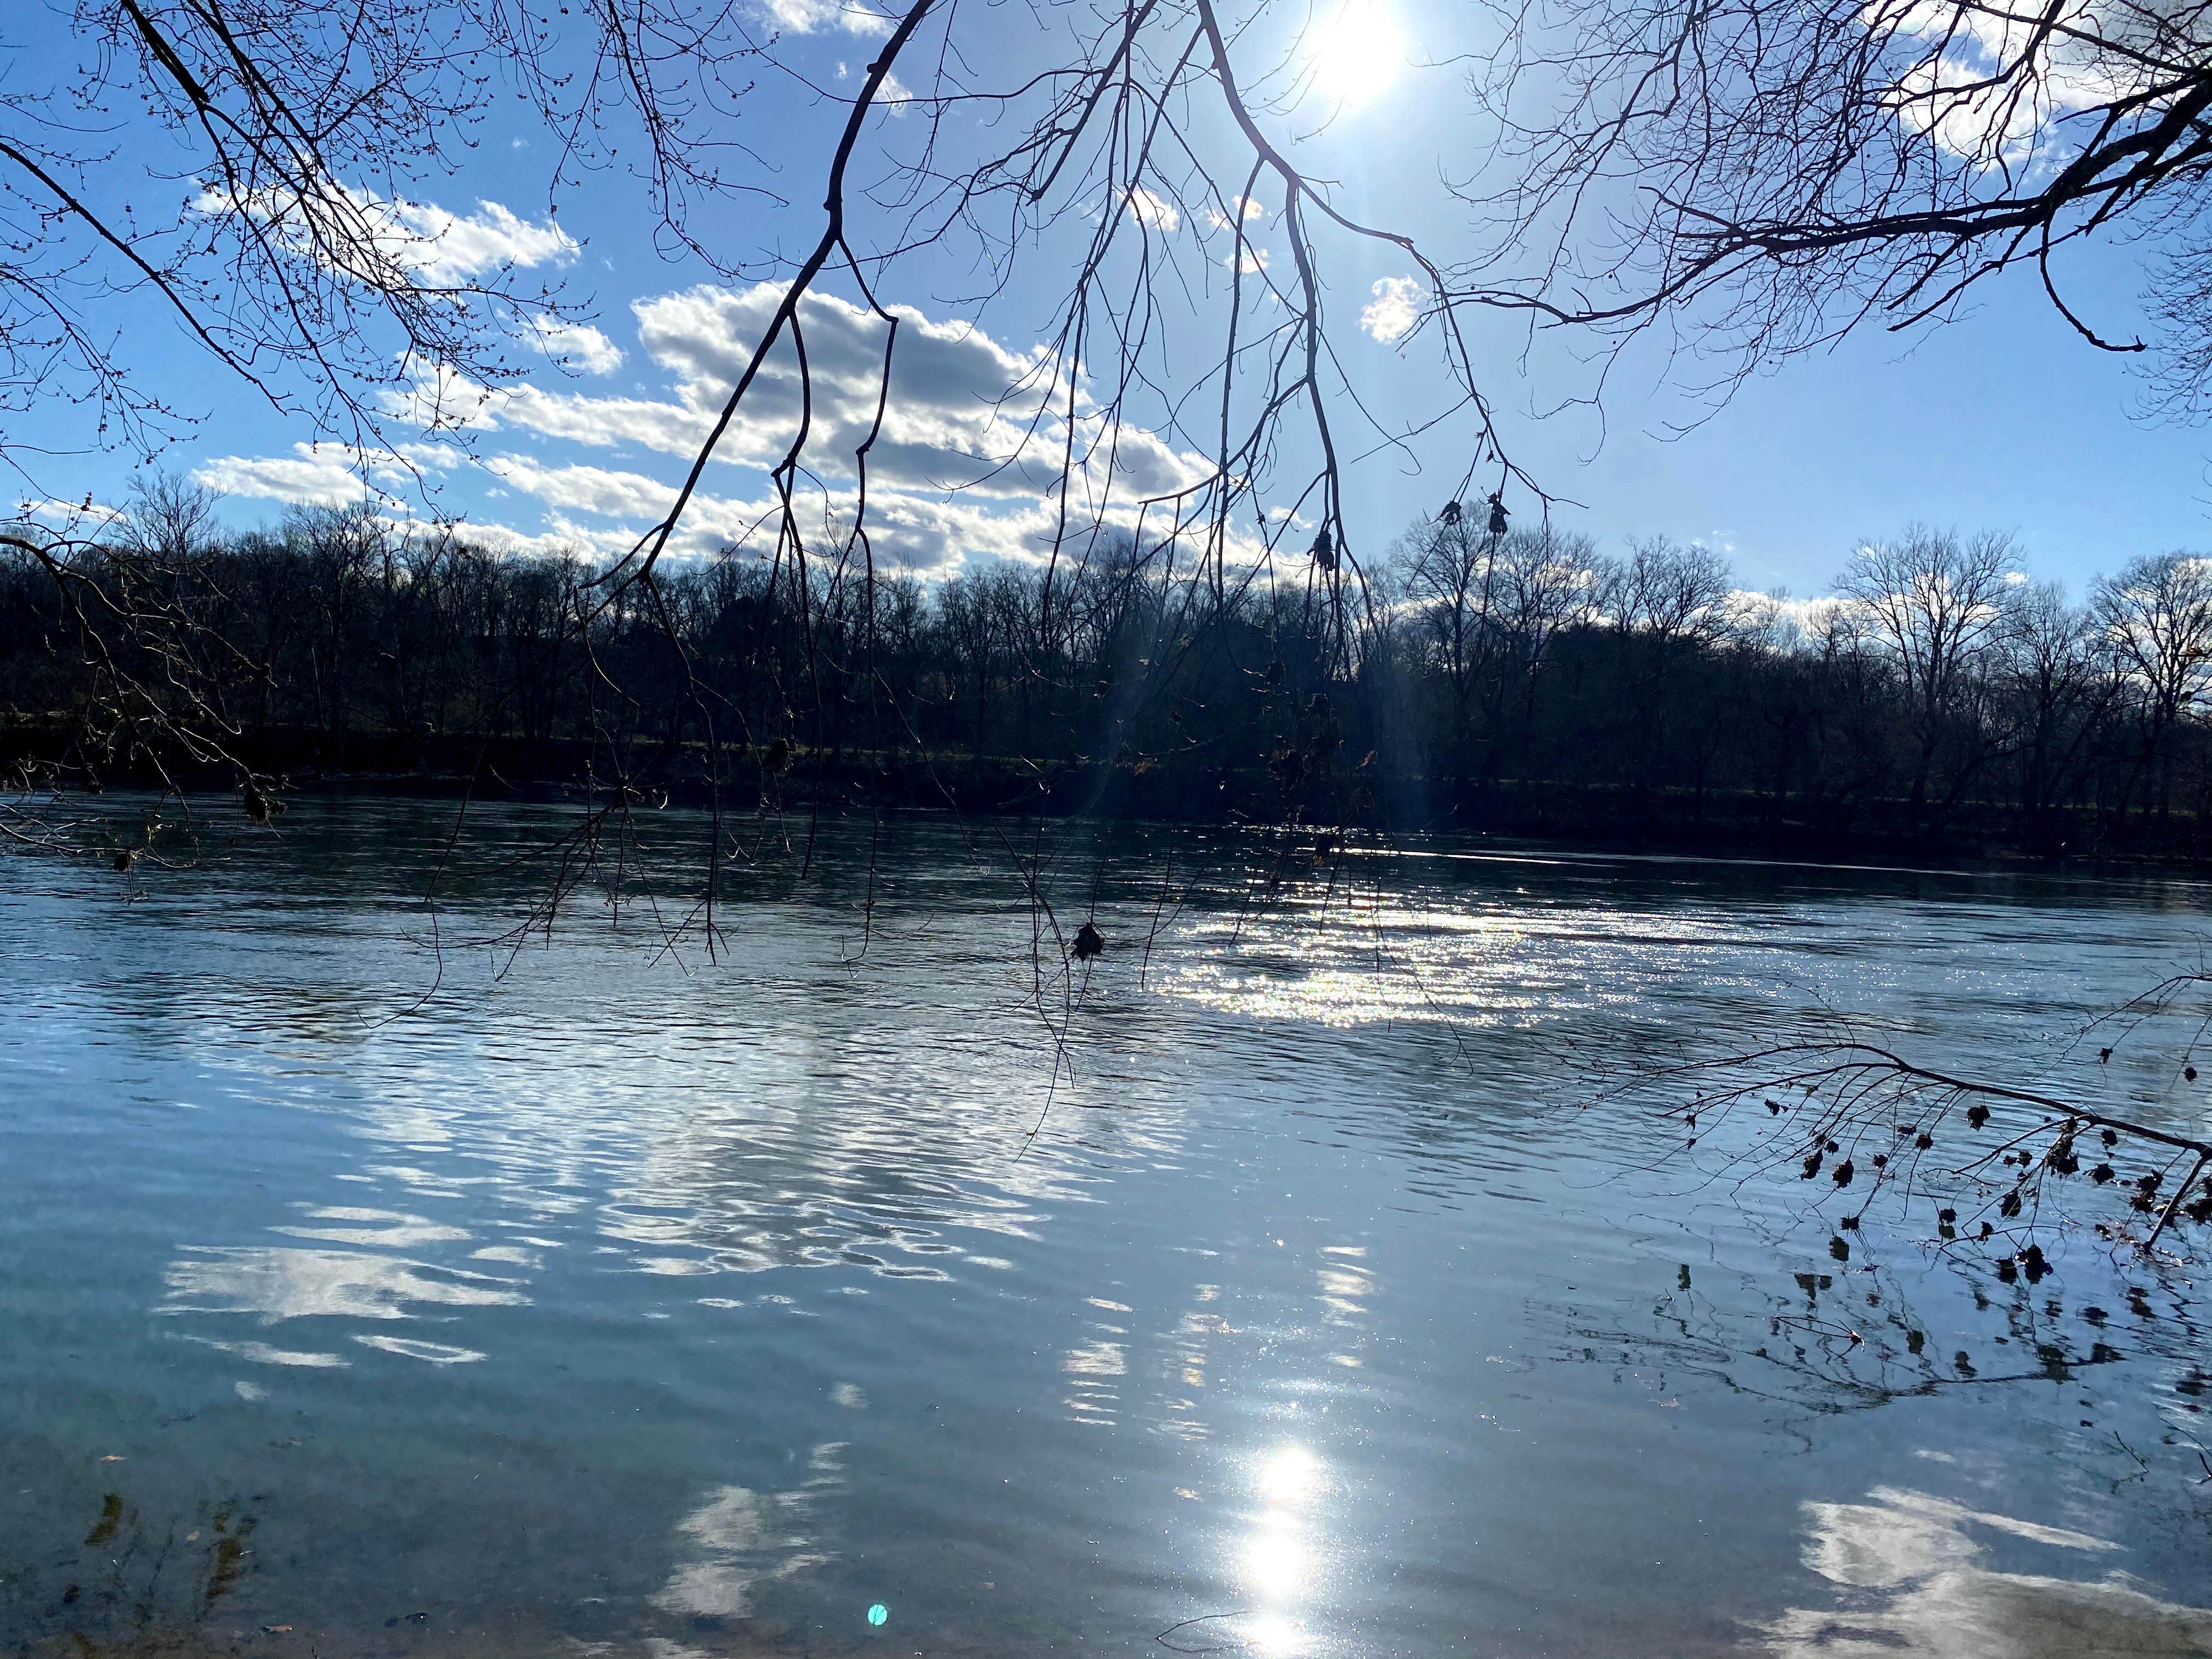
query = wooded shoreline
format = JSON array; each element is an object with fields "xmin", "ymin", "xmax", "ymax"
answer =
[
  {"xmin": 13, "ymin": 720, "xmax": 2210, "ymax": 871},
  {"xmin": 15, "ymin": 504, "xmax": 2212, "ymax": 874}
]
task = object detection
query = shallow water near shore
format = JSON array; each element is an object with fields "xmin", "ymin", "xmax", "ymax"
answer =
[{"xmin": 4, "ymin": 799, "xmax": 2210, "ymax": 1657}]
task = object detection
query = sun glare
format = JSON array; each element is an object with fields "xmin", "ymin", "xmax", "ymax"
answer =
[
  {"xmin": 1258, "ymin": 1445, "xmax": 1319, "ymax": 1502},
  {"xmin": 1307, "ymin": 0, "xmax": 1407, "ymax": 109}
]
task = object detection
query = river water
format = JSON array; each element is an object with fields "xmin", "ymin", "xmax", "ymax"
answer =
[{"xmin": 4, "ymin": 799, "xmax": 2210, "ymax": 1658}]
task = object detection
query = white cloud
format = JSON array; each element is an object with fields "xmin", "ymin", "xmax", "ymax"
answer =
[
  {"xmin": 197, "ymin": 188, "xmax": 575, "ymax": 287},
  {"xmin": 1224, "ymin": 248, "xmax": 1271, "ymax": 275},
  {"xmin": 1127, "ymin": 188, "xmax": 1181, "ymax": 233},
  {"xmin": 472, "ymin": 455, "xmax": 1199, "ymax": 577},
  {"xmin": 415, "ymin": 281, "xmax": 1210, "ymax": 504},
  {"xmin": 193, "ymin": 443, "xmax": 413, "ymax": 509},
  {"xmin": 393, "ymin": 198, "xmax": 575, "ymax": 283},
  {"xmin": 1205, "ymin": 196, "xmax": 1267, "ymax": 229},
  {"xmin": 1360, "ymin": 275, "xmax": 1423, "ymax": 343},
  {"xmin": 1723, "ymin": 588, "xmax": 1853, "ymax": 644},
  {"xmin": 11, "ymin": 496, "xmax": 127, "ymax": 529},
  {"xmin": 452, "ymin": 516, "xmax": 611, "ymax": 558},
  {"xmin": 1881, "ymin": 0, "xmax": 2135, "ymax": 167},
  {"xmin": 525, "ymin": 315, "xmax": 625, "ymax": 374},
  {"xmin": 760, "ymin": 0, "xmax": 893, "ymax": 34},
  {"xmin": 480, "ymin": 456, "xmax": 687, "ymax": 523},
  {"xmin": 201, "ymin": 281, "xmax": 1261, "ymax": 581},
  {"xmin": 381, "ymin": 358, "xmax": 510, "ymax": 432}
]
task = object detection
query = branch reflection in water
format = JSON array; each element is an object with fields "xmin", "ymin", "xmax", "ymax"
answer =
[{"xmin": 7, "ymin": 806, "xmax": 2212, "ymax": 1658}]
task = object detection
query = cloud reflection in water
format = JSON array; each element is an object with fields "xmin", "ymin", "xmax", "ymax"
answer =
[
  {"xmin": 651, "ymin": 1443, "xmax": 847, "ymax": 1621},
  {"xmin": 1764, "ymin": 1483, "xmax": 2212, "ymax": 1657},
  {"xmin": 160, "ymin": 1245, "xmax": 527, "ymax": 1326}
]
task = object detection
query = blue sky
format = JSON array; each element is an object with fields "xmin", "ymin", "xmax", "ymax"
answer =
[{"xmin": 8, "ymin": 0, "xmax": 2205, "ymax": 600}]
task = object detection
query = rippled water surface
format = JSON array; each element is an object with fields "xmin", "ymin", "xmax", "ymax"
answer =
[{"xmin": 5, "ymin": 801, "xmax": 2211, "ymax": 1657}]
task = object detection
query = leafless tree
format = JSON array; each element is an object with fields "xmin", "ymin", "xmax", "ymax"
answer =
[
  {"xmin": 5, "ymin": 0, "xmax": 1570, "ymax": 1048},
  {"xmin": 1396, "ymin": 508, "xmax": 1502, "ymax": 780},
  {"xmin": 1836, "ymin": 526, "xmax": 2016, "ymax": 822},
  {"xmin": 1993, "ymin": 577, "xmax": 2121, "ymax": 846},
  {"xmin": 7, "ymin": 0, "xmax": 1551, "ymax": 575},
  {"xmin": 1608, "ymin": 537, "xmax": 1733, "ymax": 650},
  {"xmin": 1491, "ymin": 524, "xmax": 1601, "ymax": 753},
  {"xmin": 1455, "ymin": 0, "xmax": 2212, "ymax": 409},
  {"xmin": 1589, "ymin": 968, "xmax": 2212, "ymax": 1289},
  {"xmin": 1600, "ymin": 535, "xmax": 1734, "ymax": 783},
  {"xmin": 2092, "ymin": 551, "xmax": 2212, "ymax": 819},
  {"xmin": 17, "ymin": 0, "xmax": 2212, "ymax": 1205},
  {"xmin": 0, "ymin": 0, "xmax": 643, "ymax": 471},
  {"xmin": 1390, "ymin": 519, "xmax": 1604, "ymax": 785}
]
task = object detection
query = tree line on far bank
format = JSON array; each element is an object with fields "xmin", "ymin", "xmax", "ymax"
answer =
[{"xmin": 7, "ymin": 478, "xmax": 2212, "ymax": 859}]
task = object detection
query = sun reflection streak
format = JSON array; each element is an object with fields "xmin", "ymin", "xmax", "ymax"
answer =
[
  {"xmin": 1155, "ymin": 899, "xmax": 1747, "ymax": 1029},
  {"xmin": 1244, "ymin": 1533, "xmax": 1305, "ymax": 1594},
  {"xmin": 1233, "ymin": 1447, "xmax": 1326, "ymax": 1654},
  {"xmin": 1259, "ymin": 1446, "xmax": 1318, "ymax": 1504}
]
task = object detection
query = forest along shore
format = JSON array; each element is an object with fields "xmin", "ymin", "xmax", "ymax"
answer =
[{"xmin": 13, "ymin": 513, "xmax": 2212, "ymax": 867}]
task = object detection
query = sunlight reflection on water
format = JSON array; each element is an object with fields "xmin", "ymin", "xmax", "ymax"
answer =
[
  {"xmin": 1156, "ymin": 899, "xmax": 1764, "ymax": 1027},
  {"xmin": 5, "ymin": 804, "xmax": 2211, "ymax": 1658}
]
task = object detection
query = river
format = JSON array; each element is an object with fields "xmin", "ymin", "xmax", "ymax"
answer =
[{"xmin": 4, "ymin": 799, "xmax": 2209, "ymax": 1657}]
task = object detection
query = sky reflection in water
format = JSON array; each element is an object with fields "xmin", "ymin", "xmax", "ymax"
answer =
[
  {"xmin": 3, "ymin": 803, "xmax": 2209, "ymax": 1657},
  {"xmin": 1768, "ymin": 1485, "xmax": 2212, "ymax": 1657}
]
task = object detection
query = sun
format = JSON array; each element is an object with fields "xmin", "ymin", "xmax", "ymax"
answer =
[{"xmin": 1306, "ymin": 0, "xmax": 1408, "ymax": 110}]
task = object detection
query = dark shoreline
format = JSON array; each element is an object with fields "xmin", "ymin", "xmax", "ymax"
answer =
[{"xmin": 14, "ymin": 723, "xmax": 2212, "ymax": 876}]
